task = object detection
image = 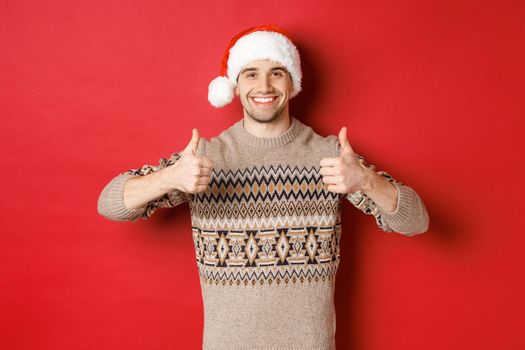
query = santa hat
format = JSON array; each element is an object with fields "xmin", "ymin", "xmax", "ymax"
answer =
[{"xmin": 207, "ymin": 24, "xmax": 302, "ymax": 108}]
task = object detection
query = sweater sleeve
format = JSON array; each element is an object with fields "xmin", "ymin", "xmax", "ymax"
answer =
[
  {"xmin": 97, "ymin": 152, "xmax": 188, "ymax": 222},
  {"xmin": 334, "ymin": 140, "xmax": 429, "ymax": 236},
  {"xmin": 345, "ymin": 170, "xmax": 429, "ymax": 236}
]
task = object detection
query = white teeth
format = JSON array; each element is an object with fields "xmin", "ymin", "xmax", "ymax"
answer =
[{"xmin": 253, "ymin": 97, "xmax": 274, "ymax": 103}]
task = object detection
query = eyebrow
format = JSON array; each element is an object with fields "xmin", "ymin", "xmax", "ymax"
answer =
[{"xmin": 240, "ymin": 66, "xmax": 288, "ymax": 75}]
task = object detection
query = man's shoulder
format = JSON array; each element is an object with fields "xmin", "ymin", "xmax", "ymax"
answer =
[
  {"xmin": 297, "ymin": 119, "xmax": 339, "ymax": 156},
  {"xmin": 194, "ymin": 119, "xmax": 240, "ymax": 156}
]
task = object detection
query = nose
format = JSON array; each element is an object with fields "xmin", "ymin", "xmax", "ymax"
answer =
[{"xmin": 256, "ymin": 75, "xmax": 274, "ymax": 94}]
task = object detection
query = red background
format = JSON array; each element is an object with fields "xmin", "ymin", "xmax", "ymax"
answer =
[{"xmin": 2, "ymin": 0, "xmax": 524, "ymax": 349}]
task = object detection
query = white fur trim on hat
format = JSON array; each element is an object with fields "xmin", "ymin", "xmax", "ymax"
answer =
[{"xmin": 208, "ymin": 30, "xmax": 302, "ymax": 108}]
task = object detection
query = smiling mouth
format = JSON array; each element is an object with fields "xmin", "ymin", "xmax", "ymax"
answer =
[{"xmin": 250, "ymin": 96, "xmax": 278, "ymax": 107}]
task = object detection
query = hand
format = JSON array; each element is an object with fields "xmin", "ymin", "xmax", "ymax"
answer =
[
  {"xmin": 319, "ymin": 127, "xmax": 371, "ymax": 194},
  {"xmin": 160, "ymin": 128, "xmax": 214, "ymax": 194}
]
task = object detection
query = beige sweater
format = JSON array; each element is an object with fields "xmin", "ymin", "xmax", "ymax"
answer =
[{"xmin": 98, "ymin": 117, "xmax": 429, "ymax": 350}]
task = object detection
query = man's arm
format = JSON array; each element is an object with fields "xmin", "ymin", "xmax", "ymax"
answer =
[
  {"xmin": 97, "ymin": 152, "xmax": 189, "ymax": 222},
  {"xmin": 346, "ymin": 162, "xmax": 430, "ymax": 236},
  {"xmin": 97, "ymin": 129, "xmax": 214, "ymax": 222},
  {"xmin": 321, "ymin": 128, "xmax": 429, "ymax": 236},
  {"xmin": 359, "ymin": 169, "xmax": 398, "ymax": 212}
]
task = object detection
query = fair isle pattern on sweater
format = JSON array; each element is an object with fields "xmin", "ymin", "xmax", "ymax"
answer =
[{"xmin": 190, "ymin": 164, "xmax": 342, "ymax": 287}]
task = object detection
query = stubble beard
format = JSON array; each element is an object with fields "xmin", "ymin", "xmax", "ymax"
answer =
[{"xmin": 241, "ymin": 96, "xmax": 288, "ymax": 124}]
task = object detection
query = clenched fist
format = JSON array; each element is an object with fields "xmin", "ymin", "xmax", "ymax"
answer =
[
  {"xmin": 159, "ymin": 128, "xmax": 214, "ymax": 194},
  {"xmin": 319, "ymin": 127, "xmax": 371, "ymax": 194}
]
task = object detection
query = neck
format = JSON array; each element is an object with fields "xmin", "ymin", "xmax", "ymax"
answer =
[
  {"xmin": 242, "ymin": 106, "xmax": 292, "ymax": 138},
  {"xmin": 232, "ymin": 115, "xmax": 302, "ymax": 149}
]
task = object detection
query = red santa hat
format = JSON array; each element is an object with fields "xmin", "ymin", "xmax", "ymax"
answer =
[{"xmin": 207, "ymin": 24, "xmax": 302, "ymax": 108}]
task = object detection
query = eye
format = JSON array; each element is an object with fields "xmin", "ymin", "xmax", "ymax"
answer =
[
  {"xmin": 272, "ymin": 71, "xmax": 284, "ymax": 77},
  {"xmin": 245, "ymin": 72, "xmax": 256, "ymax": 78}
]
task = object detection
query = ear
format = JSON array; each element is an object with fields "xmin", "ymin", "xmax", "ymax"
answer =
[{"xmin": 234, "ymin": 86, "xmax": 239, "ymax": 96}]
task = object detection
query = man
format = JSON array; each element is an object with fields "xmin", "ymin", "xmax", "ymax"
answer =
[{"xmin": 98, "ymin": 24, "xmax": 429, "ymax": 350}]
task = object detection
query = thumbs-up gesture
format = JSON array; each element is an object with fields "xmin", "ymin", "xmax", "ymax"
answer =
[
  {"xmin": 160, "ymin": 128, "xmax": 214, "ymax": 194},
  {"xmin": 319, "ymin": 127, "xmax": 371, "ymax": 194}
]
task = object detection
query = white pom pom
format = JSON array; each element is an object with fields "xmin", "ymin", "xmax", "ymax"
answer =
[{"xmin": 208, "ymin": 76, "xmax": 236, "ymax": 108}]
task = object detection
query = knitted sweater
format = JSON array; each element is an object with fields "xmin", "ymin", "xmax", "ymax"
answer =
[{"xmin": 97, "ymin": 117, "xmax": 429, "ymax": 350}]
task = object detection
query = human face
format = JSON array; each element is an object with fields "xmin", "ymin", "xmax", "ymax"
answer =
[{"xmin": 235, "ymin": 60, "xmax": 293, "ymax": 124}]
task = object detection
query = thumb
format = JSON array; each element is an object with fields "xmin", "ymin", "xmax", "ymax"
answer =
[
  {"xmin": 183, "ymin": 128, "xmax": 200, "ymax": 156},
  {"xmin": 338, "ymin": 127, "xmax": 353, "ymax": 155}
]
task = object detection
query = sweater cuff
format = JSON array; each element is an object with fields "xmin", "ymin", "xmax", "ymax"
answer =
[
  {"xmin": 97, "ymin": 173, "xmax": 147, "ymax": 222},
  {"xmin": 377, "ymin": 182, "xmax": 416, "ymax": 230}
]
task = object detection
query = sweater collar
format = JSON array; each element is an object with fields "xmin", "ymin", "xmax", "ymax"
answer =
[{"xmin": 232, "ymin": 116, "xmax": 303, "ymax": 148}]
